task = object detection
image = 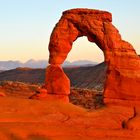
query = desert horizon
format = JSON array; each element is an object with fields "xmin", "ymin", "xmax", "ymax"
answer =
[{"xmin": 0, "ymin": 1, "xmax": 140, "ymax": 63}]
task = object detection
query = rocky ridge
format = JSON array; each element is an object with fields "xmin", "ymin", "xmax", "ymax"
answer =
[
  {"xmin": 0, "ymin": 81, "xmax": 102, "ymax": 109},
  {"xmin": 0, "ymin": 62, "xmax": 106, "ymax": 90}
]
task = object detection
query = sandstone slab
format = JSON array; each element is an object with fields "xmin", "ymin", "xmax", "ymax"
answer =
[{"xmin": 0, "ymin": 97, "xmax": 138, "ymax": 140}]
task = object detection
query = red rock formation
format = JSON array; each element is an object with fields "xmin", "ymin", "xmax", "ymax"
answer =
[
  {"xmin": 44, "ymin": 8, "xmax": 140, "ymax": 105},
  {"xmin": 45, "ymin": 65, "xmax": 70, "ymax": 95},
  {"xmin": 30, "ymin": 65, "xmax": 70, "ymax": 102}
]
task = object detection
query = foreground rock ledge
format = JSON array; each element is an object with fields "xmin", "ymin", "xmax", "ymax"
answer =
[{"xmin": 0, "ymin": 97, "xmax": 140, "ymax": 140}]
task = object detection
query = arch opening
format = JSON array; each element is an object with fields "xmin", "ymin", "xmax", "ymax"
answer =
[
  {"xmin": 66, "ymin": 36, "xmax": 104, "ymax": 63},
  {"xmin": 63, "ymin": 36, "xmax": 107, "ymax": 109}
]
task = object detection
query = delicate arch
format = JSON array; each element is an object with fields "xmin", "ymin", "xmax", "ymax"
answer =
[{"xmin": 45, "ymin": 9, "xmax": 140, "ymax": 105}]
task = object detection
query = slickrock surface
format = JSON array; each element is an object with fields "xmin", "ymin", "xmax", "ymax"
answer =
[
  {"xmin": 0, "ymin": 81, "xmax": 139, "ymax": 139},
  {"xmin": 0, "ymin": 97, "xmax": 139, "ymax": 140}
]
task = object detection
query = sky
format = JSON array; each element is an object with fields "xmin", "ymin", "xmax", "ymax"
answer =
[{"xmin": 0, "ymin": 0, "xmax": 140, "ymax": 63}]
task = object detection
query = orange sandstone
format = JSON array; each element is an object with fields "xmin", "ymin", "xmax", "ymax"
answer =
[
  {"xmin": 45, "ymin": 65, "xmax": 70, "ymax": 95},
  {"xmin": 45, "ymin": 8, "xmax": 140, "ymax": 106},
  {"xmin": 0, "ymin": 92, "xmax": 5, "ymax": 97}
]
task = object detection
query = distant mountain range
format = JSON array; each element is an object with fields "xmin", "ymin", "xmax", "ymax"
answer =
[
  {"xmin": 0, "ymin": 62, "xmax": 106, "ymax": 90},
  {"xmin": 0, "ymin": 60, "xmax": 48, "ymax": 70},
  {"xmin": 0, "ymin": 59, "xmax": 98, "ymax": 70}
]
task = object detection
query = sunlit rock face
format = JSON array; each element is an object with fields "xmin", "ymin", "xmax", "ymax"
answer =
[
  {"xmin": 45, "ymin": 65, "xmax": 70, "ymax": 95},
  {"xmin": 45, "ymin": 8, "xmax": 140, "ymax": 105}
]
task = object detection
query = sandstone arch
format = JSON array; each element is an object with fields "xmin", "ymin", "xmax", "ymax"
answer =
[{"xmin": 44, "ymin": 9, "xmax": 140, "ymax": 105}]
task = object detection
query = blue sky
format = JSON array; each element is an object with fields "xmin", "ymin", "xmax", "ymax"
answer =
[{"xmin": 0, "ymin": 0, "xmax": 140, "ymax": 62}]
